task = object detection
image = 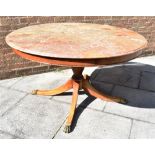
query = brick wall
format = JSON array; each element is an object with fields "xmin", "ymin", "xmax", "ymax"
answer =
[{"xmin": 0, "ymin": 16, "xmax": 154, "ymax": 79}]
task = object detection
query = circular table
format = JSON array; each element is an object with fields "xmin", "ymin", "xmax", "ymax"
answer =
[{"xmin": 6, "ymin": 23, "xmax": 147, "ymax": 133}]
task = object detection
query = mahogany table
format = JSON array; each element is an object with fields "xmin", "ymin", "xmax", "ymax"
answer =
[{"xmin": 6, "ymin": 23, "xmax": 147, "ymax": 133}]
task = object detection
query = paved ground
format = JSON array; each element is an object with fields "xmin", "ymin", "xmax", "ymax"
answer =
[{"xmin": 1, "ymin": 56, "xmax": 155, "ymax": 139}]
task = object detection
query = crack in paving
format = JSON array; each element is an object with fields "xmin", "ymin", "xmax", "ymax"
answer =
[
  {"xmin": 8, "ymin": 77, "xmax": 26, "ymax": 88},
  {"xmin": 137, "ymin": 71, "xmax": 143, "ymax": 89},
  {"xmin": 102, "ymin": 102, "xmax": 108, "ymax": 112},
  {"xmin": 1, "ymin": 65, "xmax": 155, "ymax": 138},
  {"xmin": 0, "ymin": 85, "xmax": 29, "ymax": 94},
  {"xmin": 128, "ymin": 119, "xmax": 133, "ymax": 139},
  {"xmin": 2, "ymin": 85, "xmax": 155, "ymax": 135},
  {"xmin": 92, "ymin": 79, "xmax": 155, "ymax": 93},
  {"xmin": 52, "ymin": 96, "xmax": 155, "ymax": 126},
  {"xmin": 51, "ymin": 97, "xmax": 105, "ymax": 113},
  {"xmin": 52, "ymin": 119, "xmax": 67, "ymax": 139},
  {"xmin": 0, "ymin": 130, "xmax": 21, "ymax": 139},
  {"xmin": 0, "ymin": 77, "xmax": 25, "ymax": 88},
  {"xmin": 103, "ymin": 110, "xmax": 155, "ymax": 126},
  {"xmin": 1, "ymin": 93, "xmax": 29, "ymax": 117}
]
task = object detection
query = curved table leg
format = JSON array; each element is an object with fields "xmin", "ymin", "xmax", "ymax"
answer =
[
  {"xmin": 30, "ymin": 68, "xmax": 127, "ymax": 134},
  {"xmin": 64, "ymin": 80, "xmax": 80, "ymax": 133},
  {"xmin": 82, "ymin": 75, "xmax": 127, "ymax": 104},
  {"xmin": 32, "ymin": 79, "xmax": 73, "ymax": 96}
]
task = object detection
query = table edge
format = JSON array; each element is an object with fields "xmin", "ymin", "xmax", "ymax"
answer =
[{"xmin": 12, "ymin": 48, "xmax": 144, "ymax": 67}]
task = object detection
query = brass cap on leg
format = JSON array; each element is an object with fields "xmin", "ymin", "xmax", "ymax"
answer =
[
  {"xmin": 32, "ymin": 90, "xmax": 38, "ymax": 95},
  {"xmin": 63, "ymin": 125, "xmax": 71, "ymax": 133}
]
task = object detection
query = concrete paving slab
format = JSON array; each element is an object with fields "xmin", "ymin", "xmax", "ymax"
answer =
[
  {"xmin": 91, "ymin": 81, "xmax": 114, "ymax": 94},
  {"xmin": 130, "ymin": 120, "xmax": 155, "ymax": 139},
  {"xmin": 123, "ymin": 62, "xmax": 155, "ymax": 74},
  {"xmin": 53, "ymin": 94, "xmax": 106, "ymax": 111},
  {"xmin": 123, "ymin": 62, "xmax": 143, "ymax": 75},
  {"xmin": 92, "ymin": 65, "xmax": 124, "ymax": 83},
  {"xmin": 104, "ymin": 85, "xmax": 155, "ymax": 123},
  {"xmin": 91, "ymin": 65, "xmax": 140, "ymax": 89},
  {"xmin": 78, "ymin": 97, "xmax": 107, "ymax": 111},
  {"xmin": 131, "ymin": 56, "xmax": 155, "ymax": 66},
  {"xmin": 0, "ymin": 130, "xmax": 16, "ymax": 139},
  {"xmin": 52, "ymin": 81, "xmax": 113, "ymax": 111},
  {"xmin": 0, "ymin": 77, "xmax": 24, "ymax": 88},
  {"xmin": 11, "ymin": 72, "xmax": 69, "ymax": 95},
  {"xmin": 0, "ymin": 95, "xmax": 70, "ymax": 139},
  {"xmin": 105, "ymin": 102, "xmax": 155, "ymax": 124},
  {"xmin": 140, "ymin": 71, "xmax": 155, "ymax": 92},
  {"xmin": 112, "ymin": 85, "xmax": 155, "ymax": 108},
  {"xmin": 0, "ymin": 87, "xmax": 27, "ymax": 116},
  {"xmin": 0, "ymin": 56, "xmax": 155, "ymax": 139},
  {"xmin": 118, "ymin": 72, "xmax": 140, "ymax": 88},
  {"xmin": 55, "ymin": 108, "xmax": 131, "ymax": 139},
  {"xmin": 52, "ymin": 90, "xmax": 86, "ymax": 105}
]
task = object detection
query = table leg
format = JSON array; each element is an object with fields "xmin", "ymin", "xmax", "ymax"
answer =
[
  {"xmin": 82, "ymin": 75, "xmax": 127, "ymax": 104},
  {"xmin": 63, "ymin": 80, "xmax": 80, "ymax": 133},
  {"xmin": 31, "ymin": 67, "xmax": 127, "ymax": 133},
  {"xmin": 31, "ymin": 79, "xmax": 73, "ymax": 96}
]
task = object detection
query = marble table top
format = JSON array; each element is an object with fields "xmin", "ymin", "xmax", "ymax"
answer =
[{"xmin": 6, "ymin": 23, "xmax": 147, "ymax": 59}]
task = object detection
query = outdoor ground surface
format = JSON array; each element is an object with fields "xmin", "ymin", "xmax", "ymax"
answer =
[{"xmin": 0, "ymin": 56, "xmax": 155, "ymax": 139}]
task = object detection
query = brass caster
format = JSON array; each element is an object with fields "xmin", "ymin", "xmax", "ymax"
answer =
[
  {"xmin": 119, "ymin": 98, "xmax": 128, "ymax": 104},
  {"xmin": 32, "ymin": 90, "xmax": 38, "ymax": 95},
  {"xmin": 63, "ymin": 125, "xmax": 71, "ymax": 133}
]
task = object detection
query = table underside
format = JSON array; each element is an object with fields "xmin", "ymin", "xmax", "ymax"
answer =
[{"xmin": 13, "ymin": 48, "xmax": 142, "ymax": 67}]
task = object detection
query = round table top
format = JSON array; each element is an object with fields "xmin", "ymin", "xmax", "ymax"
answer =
[{"xmin": 6, "ymin": 23, "xmax": 147, "ymax": 59}]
